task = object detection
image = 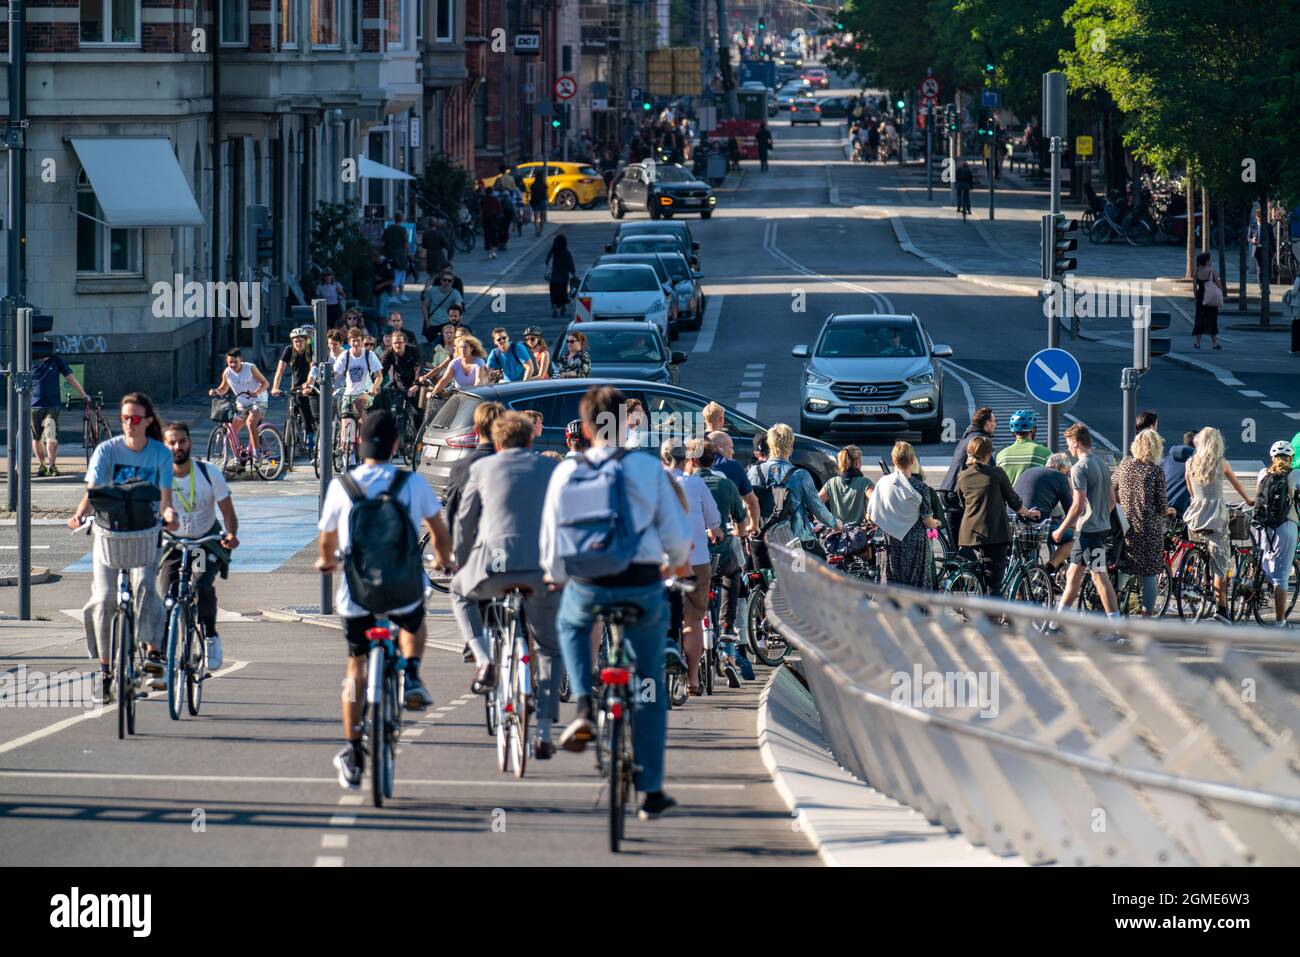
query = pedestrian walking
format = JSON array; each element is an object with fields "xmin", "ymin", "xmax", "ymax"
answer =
[
  {"xmin": 545, "ymin": 234, "xmax": 577, "ymax": 317},
  {"xmin": 1192, "ymin": 251, "xmax": 1224, "ymax": 349},
  {"xmin": 381, "ymin": 212, "xmax": 412, "ymax": 301},
  {"xmin": 528, "ymin": 166, "xmax": 548, "ymax": 237},
  {"xmin": 756, "ymin": 123, "xmax": 774, "ymax": 173},
  {"xmin": 1112, "ymin": 429, "xmax": 1174, "ymax": 616},
  {"xmin": 314, "ymin": 269, "xmax": 347, "ymax": 328},
  {"xmin": 868, "ymin": 441, "xmax": 940, "ymax": 588},
  {"xmin": 480, "ymin": 189, "xmax": 504, "ymax": 258},
  {"xmin": 30, "ymin": 352, "xmax": 88, "ymax": 476},
  {"xmin": 421, "ymin": 218, "xmax": 452, "ymax": 282}
]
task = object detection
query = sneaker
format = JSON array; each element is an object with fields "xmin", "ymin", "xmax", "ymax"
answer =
[
  {"xmin": 49, "ymin": 464, "xmax": 60, "ymax": 477},
  {"xmin": 206, "ymin": 633, "xmax": 223, "ymax": 670},
  {"xmin": 143, "ymin": 651, "xmax": 165, "ymax": 675},
  {"xmin": 98, "ymin": 670, "xmax": 114, "ymax": 704},
  {"xmin": 664, "ymin": 643, "xmax": 688, "ymax": 676},
  {"xmin": 333, "ymin": 745, "xmax": 362, "ymax": 791},
  {"xmin": 36, "ymin": 464, "xmax": 49, "ymax": 477},
  {"xmin": 403, "ymin": 674, "xmax": 434, "ymax": 710},
  {"xmin": 148, "ymin": 675, "xmax": 167, "ymax": 691},
  {"xmin": 533, "ymin": 740, "xmax": 556, "ymax": 760},
  {"xmin": 638, "ymin": 791, "xmax": 678, "ymax": 820},
  {"xmin": 559, "ymin": 701, "xmax": 596, "ymax": 753},
  {"xmin": 471, "ymin": 662, "xmax": 496, "ymax": 695},
  {"xmin": 724, "ymin": 661, "xmax": 741, "ymax": 688},
  {"xmin": 462, "ymin": 642, "xmax": 475, "ymax": 663},
  {"xmin": 736, "ymin": 651, "xmax": 755, "ymax": 681}
]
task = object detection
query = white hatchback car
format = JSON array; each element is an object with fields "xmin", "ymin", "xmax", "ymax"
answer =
[{"xmin": 573, "ymin": 263, "xmax": 671, "ymax": 340}]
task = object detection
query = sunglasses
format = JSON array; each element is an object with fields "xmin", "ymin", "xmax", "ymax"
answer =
[
  {"xmin": 494, "ymin": 337, "xmax": 508, "ymax": 343},
  {"xmin": 120, "ymin": 413, "xmax": 147, "ymax": 425},
  {"xmin": 566, "ymin": 339, "xmax": 579, "ymax": 344}
]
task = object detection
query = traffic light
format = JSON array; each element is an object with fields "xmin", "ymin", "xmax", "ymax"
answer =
[
  {"xmin": 551, "ymin": 117, "xmax": 562, "ymax": 129},
  {"xmin": 894, "ymin": 97, "xmax": 905, "ymax": 110},
  {"xmin": 642, "ymin": 100, "xmax": 652, "ymax": 112},
  {"xmin": 255, "ymin": 225, "xmax": 274, "ymax": 265},
  {"xmin": 946, "ymin": 106, "xmax": 958, "ymax": 134},
  {"xmin": 976, "ymin": 107, "xmax": 994, "ymax": 138},
  {"xmin": 23, "ymin": 311, "xmax": 55, "ymax": 363},
  {"xmin": 1040, "ymin": 213, "xmax": 1078, "ymax": 283},
  {"xmin": 985, "ymin": 62, "xmax": 995, "ymax": 76},
  {"xmin": 835, "ymin": 20, "xmax": 844, "ymax": 30},
  {"xmin": 758, "ymin": 17, "xmax": 765, "ymax": 31}
]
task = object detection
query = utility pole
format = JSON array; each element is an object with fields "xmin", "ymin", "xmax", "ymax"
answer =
[
  {"xmin": 15, "ymin": 307, "xmax": 31, "ymax": 618},
  {"xmin": 5, "ymin": 0, "xmax": 28, "ymax": 512},
  {"xmin": 949, "ymin": 92, "xmax": 960, "ymax": 207},
  {"xmin": 925, "ymin": 105, "xmax": 933, "ymax": 201},
  {"xmin": 714, "ymin": 0, "xmax": 738, "ymax": 118}
]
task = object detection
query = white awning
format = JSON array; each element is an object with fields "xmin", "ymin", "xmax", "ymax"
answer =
[
  {"xmin": 71, "ymin": 137, "xmax": 203, "ymax": 228},
  {"xmin": 358, "ymin": 156, "xmax": 416, "ymax": 181}
]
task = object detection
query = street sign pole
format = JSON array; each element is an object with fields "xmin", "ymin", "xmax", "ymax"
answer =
[
  {"xmin": 313, "ymin": 298, "xmax": 333, "ymax": 616},
  {"xmin": 15, "ymin": 306, "xmax": 31, "ymax": 619},
  {"xmin": 949, "ymin": 94, "xmax": 960, "ymax": 206},
  {"xmin": 1043, "ymin": 71, "xmax": 1067, "ymax": 451},
  {"xmin": 926, "ymin": 108, "xmax": 933, "ymax": 200}
]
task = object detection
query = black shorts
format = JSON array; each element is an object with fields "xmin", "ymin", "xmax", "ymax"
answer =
[
  {"xmin": 1069, "ymin": 530, "xmax": 1110, "ymax": 572},
  {"xmin": 342, "ymin": 606, "xmax": 425, "ymax": 657}
]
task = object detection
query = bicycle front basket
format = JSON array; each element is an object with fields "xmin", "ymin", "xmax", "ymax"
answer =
[
  {"xmin": 93, "ymin": 524, "xmax": 161, "ymax": 570},
  {"xmin": 210, "ymin": 398, "xmax": 235, "ymax": 423}
]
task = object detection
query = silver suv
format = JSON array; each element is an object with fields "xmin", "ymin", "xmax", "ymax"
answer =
[{"xmin": 793, "ymin": 313, "xmax": 952, "ymax": 442}]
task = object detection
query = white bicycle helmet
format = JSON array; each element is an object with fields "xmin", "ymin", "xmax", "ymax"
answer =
[
  {"xmin": 1269, "ymin": 440, "xmax": 1295, "ymax": 458},
  {"xmin": 290, "ymin": 326, "xmax": 313, "ymax": 339}
]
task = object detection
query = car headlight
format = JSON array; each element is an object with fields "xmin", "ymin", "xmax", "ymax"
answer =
[
  {"xmin": 805, "ymin": 371, "xmax": 832, "ymax": 387},
  {"xmin": 647, "ymin": 299, "xmax": 666, "ymax": 313},
  {"xmin": 806, "ymin": 398, "xmax": 831, "ymax": 412},
  {"xmin": 907, "ymin": 371, "xmax": 935, "ymax": 386},
  {"xmin": 708, "ymin": 195, "xmax": 717, "ymax": 204}
]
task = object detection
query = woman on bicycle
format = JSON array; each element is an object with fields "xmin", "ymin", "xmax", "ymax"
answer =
[
  {"xmin": 1255, "ymin": 441, "xmax": 1299, "ymax": 625},
  {"xmin": 1185, "ymin": 427, "xmax": 1255, "ymax": 618},
  {"xmin": 1112, "ymin": 429, "xmax": 1174, "ymax": 615},
  {"xmin": 956, "ymin": 435, "xmax": 1040, "ymax": 596},
  {"xmin": 522, "ymin": 326, "xmax": 552, "ymax": 380},
  {"xmin": 868, "ymin": 441, "xmax": 941, "ymax": 587},
  {"xmin": 430, "ymin": 333, "xmax": 489, "ymax": 395},
  {"xmin": 819, "ymin": 444, "xmax": 873, "ymax": 526}
]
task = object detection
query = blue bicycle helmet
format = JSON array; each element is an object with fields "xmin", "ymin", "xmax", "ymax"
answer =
[{"xmin": 1009, "ymin": 409, "xmax": 1037, "ymax": 433}]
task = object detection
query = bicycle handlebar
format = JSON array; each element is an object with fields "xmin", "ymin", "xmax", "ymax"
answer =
[{"xmin": 163, "ymin": 532, "xmax": 227, "ymax": 547}]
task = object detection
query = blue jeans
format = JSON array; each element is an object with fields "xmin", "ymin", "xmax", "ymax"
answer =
[{"xmin": 556, "ymin": 579, "xmax": 668, "ymax": 793}]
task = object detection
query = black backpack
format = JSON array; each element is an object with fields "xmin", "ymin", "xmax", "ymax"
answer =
[
  {"xmin": 1253, "ymin": 471, "xmax": 1292, "ymax": 530},
  {"xmin": 339, "ymin": 469, "xmax": 424, "ymax": 614},
  {"xmin": 88, "ymin": 480, "xmax": 161, "ymax": 531}
]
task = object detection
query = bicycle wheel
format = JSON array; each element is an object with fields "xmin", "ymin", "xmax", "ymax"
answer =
[
  {"xmin": 558, "ymin": 667, "xmax": 572, "ymax": 703},
  {"xmin": 1125, "ymin": 220, "xmax": 1155, "ymax": 247},
  {"xmin": 83, "ymin": 417, "xmax": 97, "ymax": 467},
  {"xmin": 419, "ymin": 532, "xmax": 451, "ymax": 595},
  {"xmin": 166, "ymin": 604, "xmax": 185, "ymax": 721},
  {"xmin": 114, "ymin": 610, "xmax": 130, "ymax": 740},
  {"xmin": 702, "ymin": 644, "xmax": 714, "ymax": 695},
  {"xmin": 748, "ymin": 589, "xmax": 791, "ymax": 666},
  {"xmin": 125, "ymin": 609, "xmax": 141, "ymax": 735},
  {"xmin": 186, "ymin": 618, "xmax": 204, "ymax": 716},
  {"xmin": 606, "ymin": 709, "xmax": 625, "ymax": 853},
  {"xmin": 510, "ymin": 627, "xmax": 530, "ymax": 779},
  {"xmin": 483, "ymin": 627, "xmax": 499, "ymax": 737},
  {"xmin": 206, "ymin": 426, "xmax": 232, "ymax": 473},
  {"xmin": 254, "ymin": 425, "xmax": 286, "ymax": 481},
  {"xmin": 1118, "ymin": 575, "xmax": 1143, "ymax": 616},
  {"xmin": 1176, "ymin": 548, "xmax": 1214, "ymax": 621},
  {"xmin": 282, "ymin": 409, "xmax": 297, "ymax": 473},
  {"xmin": 333, "ymin": 417, "xmax": 350, "ymax": 474},
  {"xmin": 1088, "ymin": 218, "xmax": 1113, "ymax": 244},
  {"xmin": 454, "ymin": 227, "xmax": 475, "ymax": 254},
  {"xmin": 495, "ymin": 630, "xmax": 510, "ymax": 772},
  {"xmin": 382, "ymin": 666, "xmax": 399, "ymax": 799},
  {"xmin": 1253, "ymin": 556, "xmax": 1300, "ymax": 625},
  {"xmin": 1154, "ymin": 563, "xmax": 1173, "ymax": 617},
  {"xmin": 368, "ymin": 645, "xmax": 387, "ymax": 807}
]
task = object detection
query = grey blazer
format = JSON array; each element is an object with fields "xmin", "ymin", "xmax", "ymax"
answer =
[{"xmin": 452, "ymin": 448, "xmax": 557, "ymax": 598}]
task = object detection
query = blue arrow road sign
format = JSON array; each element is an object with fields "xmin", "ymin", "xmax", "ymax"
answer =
[
  {"xmin": 1025, "ymin": 348, "xmax": 1082, "ymax": 405},
  {"xmin": 981, "ymin": 88, "xmax": 1000, "ymax": 107}
]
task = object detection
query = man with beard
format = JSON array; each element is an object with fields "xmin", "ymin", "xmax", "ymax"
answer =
[{"xmin": 158, "ymin": 422, "xmax": 241, "ymax": 673}]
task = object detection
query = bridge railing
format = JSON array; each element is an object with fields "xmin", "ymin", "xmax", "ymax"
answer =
[{"xmin": 761, "ymin": 524, "xmax": 1300, "ymax": 865}]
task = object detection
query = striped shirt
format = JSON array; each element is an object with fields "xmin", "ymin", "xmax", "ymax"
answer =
[{"xmin": 995, "ymin": 438, "xmax": 1051, "ymax": 486}]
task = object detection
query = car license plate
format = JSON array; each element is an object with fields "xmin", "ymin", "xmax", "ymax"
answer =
[
  {"xmin": 850, "ymin": 404, "xmax": 888, "ymax": 416},
  {"xmin": 424, "ymin": 445, "xmax": 439, "ymax": 460}
]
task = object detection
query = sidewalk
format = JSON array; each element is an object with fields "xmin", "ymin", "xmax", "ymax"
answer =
[{"xmin": 830, "ymin": 158, "xmax": 1299, "ymax": 380}]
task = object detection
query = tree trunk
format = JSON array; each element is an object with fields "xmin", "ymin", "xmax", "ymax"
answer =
[
  {"xmin": 1259, "ymin": 186, "xmax": 1271, "ymax": 328},
  {"xmin": 1184, "ymin": 175, "xmax": 1195, "ymax": 280},
  {"xmin": 1216, "ymin": 198, "xmax": 1226, "ymax": 285},
  {"xmin": 1238, "ymin": 199, "xmax": 1249, "ymax": 311},
  {"xmin": 1200, "ymin": 186, "xmax": 1210, "ymax": 254}
]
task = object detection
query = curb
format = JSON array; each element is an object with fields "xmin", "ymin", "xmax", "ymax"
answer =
[
  {"xmin": 757, "ymin": 665, "xmax": 1022, "ymax": 867},
  {"xmin": 0, "ymin": 567, "xmax": 52, "ymax": 586}
]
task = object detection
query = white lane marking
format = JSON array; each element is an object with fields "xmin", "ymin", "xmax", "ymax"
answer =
[
  {"xmin": 321, "ymin": 834, "xmax": 349, "ymax": 849},
  {"xmin": 60, "ymin": 607, "xmax": 248, "ymax": 624},
  {"xmin": 1222, "ymin": 378, "xmax": 1245, "ymax": 386},
  {"xmin": 0, "ymin": 660, "xmax": 250, "ymax": 757},
  {"xmin": 338, "ymin": 795, "xmax": 364, "ymax": 806},
  {"xmin": 692, "ymin": 294, "xmax": 726, "ymax": 353},
  {"xmin": 940, "ymin": 363, "xmax": 977, "ymax": 429},
  {"xmin": 746, "ymin": 363, "xmax": 767, "ymax": 370},
  {"xmin": 314, "ymin": 856, "xmax": 345, "ymax": 867},
  {"xmin": 1240, "ymin": 390, "xmax": 1266, "ymax": 398},
  {"xmin": 0, "ymin": 770, "xmax": 746, "ymax": 790},
  {"xmin": 739, "ymin": 391, "xmax": 761, "ymax": 399},
  {"xmin": 765, "ymin": 221, "xmax": 892, "ymax": 313},
  {"xmin": 328, "ymin": 813, "xmax": 357, "ymax": 826},
  {"xmin": 404, "ymin": 727, "xmax": 425, "ymax": 737},
  {"xmin": 1262, "ymin": 401, "xmax": 1289, "ymax": 409},
  {"xmin": 0, "ymin": 545, "xmax": 49, "ymax": 550},
  {"xmin": 1287, "ymin": 412, "xmax": 1300, "ymax": 421},
  {"xmin": 736, "ymin": 403, "xmax": 758, "ymax": 417}
]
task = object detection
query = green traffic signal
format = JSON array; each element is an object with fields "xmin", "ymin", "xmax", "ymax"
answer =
[
  {"xmin": 551, "ymin": 118, "xmax": 561, "ymax": 128},
  {"xmin": 895, "ymin": 98, "xmax": 905, "ymax": 109},
  {"xmin": 985, "ymin": 62, "xmax": 995, "ymax": 73},
  {"xmin": 642, "ymin": 101, "xmax": 652, "ymax": 111}
]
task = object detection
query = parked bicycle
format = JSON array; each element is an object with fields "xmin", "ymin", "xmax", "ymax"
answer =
[{"xmin": 66, "ymin": 391, "xmax": 112, "ymax": 467}]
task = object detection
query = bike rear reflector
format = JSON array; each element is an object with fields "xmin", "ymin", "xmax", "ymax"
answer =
[
  {"xmin": 365, "ymin": 627, "xmax": 391, "ymax": 642},
  {"xmin": 601, "ymin": 667, "xmax": 631, "ymax": 686},
  {"xmin": 609, "ymin": 701, "xmax": 624, "ymax": 720}
]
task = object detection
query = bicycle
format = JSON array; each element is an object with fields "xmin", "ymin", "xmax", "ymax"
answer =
[
  {"xmin": 664, "ymin": 577, "xmax": 694, "ymax": 708},
  {"xmin": 277, "ymin": 386, "xmax": 318, "ymax": 477},
  {"xmin": 77, "ymin": 517, "xmax": 160, "ymax": 739},
  {"xmin": 207, "ymin": 393, "xmax": 286, "ymax": 481},
  {"xmin": 483, "ymin": 586, "xmax": 535, "ymax": 778},
  {"xmin": 592, "ymin": 599, "xmax": 643, "ymax": 853},
  {"xmin": 362, "ymin": 620, "xmax": 405, "ymax": 807},
  {"xmin": 66, "ymin": 391, "xmax": 112, "ymax": 466},
  {"xmin": 331, "ymin": 395, "xmax": 364, "ymax": 474},
  {"xmin": 161, "ymin": 531, "xmax": 226, "ymax": 720},
  {"xmin": 743, "ymin": 537, "xmax": 793, "ymax": 666},
  {"xmin": 1229, "ymin": 514, "xmax": 1300, "ymax": 625},
  {"xmin": 956, "ymin": 184, "xmax": 972, "ymax": 221},
  {"xmin": 1169, "ymin": 525, "xmax": 1217, "ymax": 621},
  {"xmin": 381, "ymin": 385, "xmax": 422, "ymax": 469},
  {"xmin": 419, "ymin": 531, "xmax": 452, "ymax": 595}
]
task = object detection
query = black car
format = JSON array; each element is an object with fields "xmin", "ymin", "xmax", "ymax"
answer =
[
  {"xmin": 419, "ymin": 379, "xmax": 837, "ymax": 497},
  {"xmin": 552, "ymin": 321, "xmax": 687, "ymax": 385},
  {"xmin": 609, "ymin": 162, "xmax": 717, "ymax": 221},
  {"xmin": 606, "ymin": 221, "xmax": 700, "ymax": 272}
]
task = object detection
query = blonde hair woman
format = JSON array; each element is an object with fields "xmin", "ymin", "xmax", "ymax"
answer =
[
  {"xmin": 818, "ymin": 444, "xmax": 873, "ymax": 525},
  {"xmin": 1112, "ymin": 430, "xmax": 1174, "ymax": 615},
  {"xmin": 1185, "ymin": 427, "xmax": 1254, "ymax": 615},
  {"xmin": 431, "ymin": 333, "xmax": 489, "ymax": 396},
  {"xmin": 1255, "ymin": 441, "xmax": 1299, "ymax": 624},
  {"xmin": 867, "ymin": 441, "xmax": 941, "ymax": 587},
  {"xmin": 751, "ymin": 423, "xmax": 838, "ymax": 549}
]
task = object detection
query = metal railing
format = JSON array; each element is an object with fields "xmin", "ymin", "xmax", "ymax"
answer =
[{"xmin": 761, "ymin": 524, "xmax": 1300, "ymax": 865}]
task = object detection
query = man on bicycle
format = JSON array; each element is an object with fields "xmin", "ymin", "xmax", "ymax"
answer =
[
  {"xmin": 995, "ymin": 410, "xmax": 1050, "ymax": 485},
  {"xmin": 160, "ymin": 422, "xmax": 240, "ymax": 671},
  {"xmin": 955, "ymin": 162, "xmax": 974, "ymax": 215},
  {"xmin": 380, "ymin": 330, "xmax": 423, "ymax": 433},
  {"xmin": 67, "ymin": 393, "xmax": 178, "ymax": 701},
  {"xmin": 333, "ymin": 328, "xmax": 383, "ymax": 423},
  {"xmin": 316, "ymin": 411, "xmax": 454, "ymax": 790},
  {"xmin": 208, "ymin": 348, "xmax": 271, "ymax": 461},
  {"xmin": 541, "ymin": 386, "xmax": 693, "ymax": 820},
  {"xmin": 272, "ymin": 326, "xmax": 318, "ymax": 454}
]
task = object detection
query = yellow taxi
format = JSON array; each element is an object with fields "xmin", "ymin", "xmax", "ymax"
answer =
[{"xmin": 485, "ymin": 161, "xmax": 607, "ymax": 209}]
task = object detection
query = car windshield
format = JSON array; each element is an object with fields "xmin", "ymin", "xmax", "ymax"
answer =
[
  {"xmin": 621, "ymin": 239, "xmax": 679, "ymax": 254},
  {"xmin": 652, "ymin": 166, "xmax": 696, "ymax": 184},
  {"xmin": 601, "ymin": 255, "xmax": 668, "ymax": 283},
  {"xmin": 578, "ymin": 165, "xmax": 600, "ymax": 177},
  {"xmin": 583, "ymin": 329, "xmax": 664, "ymax": 363},
  {"xmin": 660, "ymin": 255, "xmax": 691, "ymax": 282},
  {"xmin": 583, "ymin": 267, "xmax": 659, "ymax": 292},
  {"xmin": 817, "ymin": 323, "xmax": 925, "ymax": 358}
]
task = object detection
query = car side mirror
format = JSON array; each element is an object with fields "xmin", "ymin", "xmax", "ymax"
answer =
[
  {"xmin": 692, "ymin": 242, "xmax": 701, "ymax": 252},
  {"xmin": 932, "ymin": 344, "xmax": 954, "ymax": 358},
  {"xmin": 604, "ymin": 244, "xmax": 613, "ymax": 253},
  {"xmin": 671, "ymin": 351, "xmax": 688, "ymax": 365},
  {"xmin": 791, "ymin": 344, "xmax": 810, "ymax": 359}
]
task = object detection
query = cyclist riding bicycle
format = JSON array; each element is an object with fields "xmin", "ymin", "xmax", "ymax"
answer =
[
  {"xmin": 380, "ymin": 329, "xmax": 423, "ymax": 426},
  {"xmin": 208, "ymin": 347, "xmax": 271, "ymax": 460},
  {"xmin": 160, "ymin": 421, "xmax": 240, "ymax": 672},
  {"xmin": 955, "ymin": 162, "xmax": 974, "ymax": 215},
  {"xmin": 995, "ymin": 409, "xmax": 1051, "ymax": 485},
  {"xmin": 540, "ymin": 386, "xmax": 693, "ymax": 820},
  {"xmin": 67, "ymin": 393, "xmax": 179, "ymax": 700},
  {"xmin": 333, "ymin": 328, "xmax": 384, "ymax": 423},
  {"xmin": 272, "ymin": 326, "xmax": 319, "ymax": 453}
]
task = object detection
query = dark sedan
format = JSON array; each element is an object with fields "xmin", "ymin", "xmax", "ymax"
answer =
[{"xmin": 553, "ymin": 321, "xmax": 687, "ymax": 385}]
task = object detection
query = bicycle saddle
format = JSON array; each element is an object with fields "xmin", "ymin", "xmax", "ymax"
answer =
[
  {"xmin": 592, "ymin": 602, "xmax": 643, "ymax": 625},
  {"xmin": 497, "ymin": 583, "xmax": 535, "ymax": 597}
]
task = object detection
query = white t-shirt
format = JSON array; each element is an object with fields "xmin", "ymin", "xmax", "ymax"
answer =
[
  {"xmin": 333, "ymin": 349, "xmax": 383, "ymax": 398},
  {"xmin": 171, "ymin": 460, "xmax": 231, "ymax": 539},
  {"xmin": 318, "ymin": 463, "xmax": 442, "ymax": 617},
  {"xmin": 223, "ymin": 362, "xmax": 267, "ymax": 407}
]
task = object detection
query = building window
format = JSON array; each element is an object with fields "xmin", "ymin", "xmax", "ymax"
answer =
[
  {"xmin": 474, "ymin": 82, "xmax": 487, "ymax": 150},
  {"xmin": 221, "ymin": 0, "xmax": 248, "ymax": 44},
  {"xmin": 435, "ymin": 0, "xmax": 452, "ymax": 41},
  {"xmin": 80, "ymin": 0, "xmax": 140, "ymax": 44},
  {"xmin": 415, "ymin": 0, "xmax": 422, "ymax": 41},
  {"xmin": 280, "ymin": 0, "xmax": 298, "ymax": 47},
  {"xmin": 386, "ymin": 0, "xmax": 403, "ymax": 48},
  {"xmin": 76, "ymin": 171, "xmax": 141, "ymax": 275},
  {"xmin": 313, "ymin": 0, "xmax": 340, "ymax": 46}
]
